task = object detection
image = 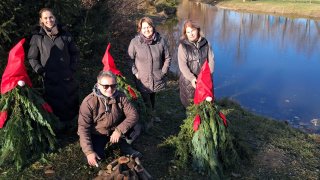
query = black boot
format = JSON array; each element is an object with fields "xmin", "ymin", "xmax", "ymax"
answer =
[{"xmin": 119, "ymin": 139, "xmax": 142, "ymax": 159}]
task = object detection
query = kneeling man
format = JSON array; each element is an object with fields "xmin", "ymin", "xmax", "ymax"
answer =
[{"xmin": 78, "ymin": 70, "xmax": 141, "ymax": 166}]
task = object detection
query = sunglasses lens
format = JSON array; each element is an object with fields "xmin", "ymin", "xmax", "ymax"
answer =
[{"xmin": 101, "ymin": 84, "xmax": 116, "ymax": 89}]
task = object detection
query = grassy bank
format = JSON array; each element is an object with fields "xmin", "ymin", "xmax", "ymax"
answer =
[{"xmin": 202, "ymin": 0, "xmax": 320, "ymax": 20}]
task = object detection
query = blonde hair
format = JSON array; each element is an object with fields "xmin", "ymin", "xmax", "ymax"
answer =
[
  {"xmin": 180, "ymin": 19, "xmax": 204, "ymax": 40},
  {"xmin": 137, "ymin": 17, "xmax": 155, "ymax": 33}
]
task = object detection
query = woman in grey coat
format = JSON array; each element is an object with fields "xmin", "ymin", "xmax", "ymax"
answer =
[
  {"xmin": 127, "ymin": 17, "xmax": 171, "ymax": 112},
  {"xmin": 178, "ymin": 19, "xmax": 215, "ymax": 108},
  {"xmin": 28, "ymin": 8, "xmax": 80, "ymax": 125}
]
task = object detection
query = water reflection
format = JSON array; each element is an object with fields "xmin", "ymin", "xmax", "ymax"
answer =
[{"xmin": 156, "ymin": 0, "xmax": 320, "ymax": 133}]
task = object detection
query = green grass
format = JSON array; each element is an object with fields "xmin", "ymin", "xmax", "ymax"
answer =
[
  {"xmin": 0, "ymin": 80, "xmax": 319, "ymax": 179},
  {"xmin": 214, "ymin": 0, "xmax": 320, "ymax": 19}
]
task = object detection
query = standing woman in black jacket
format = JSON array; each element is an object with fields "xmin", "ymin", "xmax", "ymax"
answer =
[{"xmin": 28, "ymin": 8, "xmax": 80, "ymax": 126}]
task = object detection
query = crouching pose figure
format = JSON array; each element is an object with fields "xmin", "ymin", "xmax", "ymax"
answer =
[{"xmin": 78, "ymin": 70, "xmax": 142, "ymax": 166}]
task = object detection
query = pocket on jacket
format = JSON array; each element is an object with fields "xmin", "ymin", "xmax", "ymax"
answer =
[{"xmin": 153, "ymin": 70, "xmax": 163, "ymax": 80}]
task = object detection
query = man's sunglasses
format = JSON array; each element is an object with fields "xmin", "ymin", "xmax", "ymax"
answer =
[{"xmin": 99, "ymin": 83, "xmax": 117, "ymax": 89}]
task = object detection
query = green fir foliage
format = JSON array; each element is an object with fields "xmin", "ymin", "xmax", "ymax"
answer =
[
  {"xmin": 165, "ymin": 100, "xmax": 242, "ymax": 179},
  {"xmin": 116, "ymin": 75, "xmax": 150, "ymax": 132},
  {"xmin": 0, "ymin": 86, "xmax": 60, "ymax": 171}
]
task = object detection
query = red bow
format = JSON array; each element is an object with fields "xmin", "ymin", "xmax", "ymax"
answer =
[
  {"xmin": 42, "ymin": 103, "xmax": 53, "ymax": 113},
  {"xmin": 219, "ymin": 112, "xmax": 227, "ymax": 127},
  {"xmin": 0, "ymin": 111, "xmax": 8, "ymax": 128},
  {"xmin": 127, "ymin": 87, "xmax": 137, "ymax": 99},
  {"xmin": 193, "ymin": 114, "xmax": 200, "ymax": 131}
]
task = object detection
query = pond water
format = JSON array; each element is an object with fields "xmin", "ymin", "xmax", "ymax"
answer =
[{"xmin": 156, "ymin": 0, "xmax": 320, "ymax": 133}]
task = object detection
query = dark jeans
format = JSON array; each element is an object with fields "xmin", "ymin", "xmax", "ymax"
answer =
[
  {"xmin": 140, "ymin": 92, "xmax": 156, "ymax": 111},
  {"xmin": 84, "ymin": 122, "xmax": 142, "ymax": 160}
]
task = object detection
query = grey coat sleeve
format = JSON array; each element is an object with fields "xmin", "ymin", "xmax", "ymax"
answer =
[
  {"xmin": 127, "ymin": 38, "xmax": 139, "ymax": 75},
  {"xmin": 178, "ymin": 44, "xmax": 197, "ymax": 82},
  {"xmin": 207, "ymin": 41, "xmax": 215, "ymax": 74},
  {"xmin": 161, "ymin": 38, "xmax": 171, "ymax": 75}
]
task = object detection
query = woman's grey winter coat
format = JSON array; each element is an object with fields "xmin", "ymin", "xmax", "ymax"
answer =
[
  {"xmin": 127, "ymin": 32, "xmax": 171, "ymax": 93},
  {"xmin": 28, "ymin": 24, "xmax": 80, "ymax": 121}
]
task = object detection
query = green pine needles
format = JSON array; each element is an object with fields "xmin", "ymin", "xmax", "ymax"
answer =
[
  {"xmin": 166, "ymin": 100, "xmax": 241, "ymax": 179},
  {"xmin": 116, "ymin": 75, "xmax": 149, "ymax": 132},
  {"xmin": 0, "ymin": 86, "xmax": 60, "ymax": 171}
]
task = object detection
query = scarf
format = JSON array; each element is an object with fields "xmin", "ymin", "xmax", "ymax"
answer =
[
  {"xmin": 41, "ymin": 23, "xmax": 58, "ymax": 40},
  {"xmin": 139, "ymin": 32, "xmax": 155, "ymax": 45}
]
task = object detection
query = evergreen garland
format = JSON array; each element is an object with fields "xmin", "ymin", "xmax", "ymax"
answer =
[
  {"xmin": 116, "ymin": 75, "xmax": 149, "ymax": 132},
  {"xmin": 166, "ymin": 100, "xmax": 240, "ymax": 179},
  {"xmin": 0, "ymin": 86, "xmax": 60, "ymax": 171}
]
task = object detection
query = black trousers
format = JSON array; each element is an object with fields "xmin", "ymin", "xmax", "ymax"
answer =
[
  {"xmin": 140, "ymin": 92, "xmax": 156, "ymax": 111},
  {"xmin": 85, "ymin": 122, "xmax": 141, "ymax": 160}
]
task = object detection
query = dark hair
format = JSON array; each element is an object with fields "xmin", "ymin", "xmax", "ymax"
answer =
[
  {"xmin": 97, "ymin": 71, "xmax": 116, "ymax": 83},
  {"xmin": 180, "ymin": 19, "xmax": 204, "ymax": 40},
  {"xmin": 39, "ymin": 8, "xmax": 56, "ymax": 25},
  {"xmin": 137, "ymin": 17, "xmax": 155, "ymax": 33}
]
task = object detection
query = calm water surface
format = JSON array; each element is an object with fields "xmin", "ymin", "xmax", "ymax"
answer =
[{"xmin": 156, "ymin": 0, "xmax": 320, "ymax": 132}]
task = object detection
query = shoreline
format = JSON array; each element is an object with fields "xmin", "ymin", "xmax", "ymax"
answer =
[{"xmin": 200, "ymin": 0, "xmax": 320, "ymax": 20}]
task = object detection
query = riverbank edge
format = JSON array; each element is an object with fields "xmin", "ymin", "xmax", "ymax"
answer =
[{"xmin": 199, "ymin": 0, "xmax": 320, "ymax": 20}]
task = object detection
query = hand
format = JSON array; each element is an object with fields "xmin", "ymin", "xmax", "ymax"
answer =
[
  {"xmin": 191, "ymin": 78, "xmax": 197, "ymax": 88},
  {"xmin": 135, "ymin": 73, "xmax": 139, "ymax": 80},
  {"xmin": 42, "ymin": 72, "xmax": 46, "ymax": 77},
  {"xmin": 87, "ymin": 152, "xmax": 100, "ymax": 166},
  {"xmin": 110, "ymin": 130, "xmax": 121, "ymax": 143}
]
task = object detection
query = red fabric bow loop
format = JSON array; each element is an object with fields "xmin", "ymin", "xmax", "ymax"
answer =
[
  {"xmin": 193, "ymin": 114, "xmax": 201, "ymax": 131},
  {"xmin": 219, "ymin": 112, "xmax": 227, "ymax": 127},
  {"xmin": 127, "ymin": 87, "xmax": 137, "ymax": 99},
  {"xmin": 42, "ymin": 103, "xmax": 53, "ymax": 113},
  {"xmin": 0, "ymin": 111, "xmax": 8, "ymax": 128}
]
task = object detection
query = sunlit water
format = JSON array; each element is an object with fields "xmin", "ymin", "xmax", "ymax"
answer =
[{"xmin": 156, "ymin": 0, "xmax": 320, "ymax": 133}]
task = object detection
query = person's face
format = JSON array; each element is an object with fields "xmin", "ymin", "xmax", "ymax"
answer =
[
  {"xmin": 40, "ymin": 11, "xmax": 56, "ymax": 29},
  {"xmin": 186, "ymin": 26, "xmax": 199, "ymax": 42},
  {"xmin": 97, "ymin": 77, "xmax": 117, "ymax": 97},
  {"xmin": 141, "ymin": 22, "xmax": 153, "ymax": 38}
]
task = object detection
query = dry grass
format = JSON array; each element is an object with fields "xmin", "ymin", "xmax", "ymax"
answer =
[{"xmin": 215, "ymin": 0, "xmax": 320, "ymax": 19}]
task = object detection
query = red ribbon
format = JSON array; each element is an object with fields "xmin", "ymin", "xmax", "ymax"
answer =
[
  {"xmin": 219, "ymin": 112, "xmax": 227, "ymax": 127},
  {"xmin": 193, "ymin": 114, "xmax": 200, "ymax": 131},
  {"xmin": 42, "ymin": 103, "xmax": 53, "ymax": 113},
  {"xmin": 0, "ymin": 111, "xmax": 8, "ymax": 128},
  {"xmin": 127, "ymin": 87, "xmax": 137, "ymax": 99}
]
